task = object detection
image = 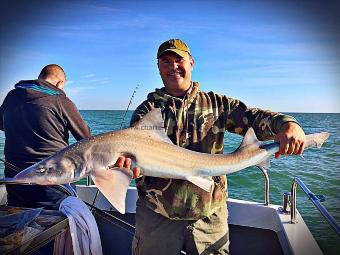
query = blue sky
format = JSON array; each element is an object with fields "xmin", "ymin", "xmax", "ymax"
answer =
[{"xmin": 0, "ymin": 0, "xmax": 339, "ymax": 112}]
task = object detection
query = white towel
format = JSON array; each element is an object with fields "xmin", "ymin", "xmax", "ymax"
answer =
[{"xmin": 59, "ymin": 196, "xmax": 103, "ymax": 255}]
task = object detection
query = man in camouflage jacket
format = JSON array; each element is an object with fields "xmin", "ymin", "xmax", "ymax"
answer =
[{"xmin": 126, "ymin": 39, "xmax": 306, "ymax": 255}]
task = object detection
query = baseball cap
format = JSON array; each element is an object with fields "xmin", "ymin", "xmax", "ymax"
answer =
[{"xmin": 157, "ymin": 39, "xmax": 191, "ymax": 58}]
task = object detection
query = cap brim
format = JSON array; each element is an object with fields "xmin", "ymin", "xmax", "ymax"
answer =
[{"xmin": 157, "ymin": 49, "xmax": 189, "ymax": 58}]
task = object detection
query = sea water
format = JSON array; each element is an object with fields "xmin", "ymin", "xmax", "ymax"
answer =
[{"xmin": 0, "ymin": 111, "xmax": 339, "ymax": 254}]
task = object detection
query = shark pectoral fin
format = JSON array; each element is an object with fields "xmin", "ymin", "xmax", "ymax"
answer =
[
  {"xmin": 91, "ymin": 167, "xmax": 133, "ymax": 214},
  {"xmin": 185, "ymin": 176, "xmax": 214, "ymax": 192}
]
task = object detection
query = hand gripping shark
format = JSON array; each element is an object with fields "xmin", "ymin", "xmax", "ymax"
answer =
[{"xmin": 0, "ymin": 109, "xmax": 329, "ymax": 213}]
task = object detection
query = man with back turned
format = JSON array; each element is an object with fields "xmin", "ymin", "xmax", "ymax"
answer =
[{"xmin": 0, "ymin": 64, "xmax": 91, "ymax": 210}]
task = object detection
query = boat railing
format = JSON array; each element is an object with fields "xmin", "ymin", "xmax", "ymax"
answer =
[
  {"xmin": 288, "ymin": 177, "xmax": 340, "ymax": 237},
  {"xmin": 86, "ymin": 176, "xmax": 91, "ymax": 186},
  {"xmin": 259, "ymin": 167, "xmax": 270, "ymax": 206}
]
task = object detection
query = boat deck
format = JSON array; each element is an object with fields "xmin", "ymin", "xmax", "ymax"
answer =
[
  {"xmin": 0, "ymin": 185, "xmax": 325, "ymax": 255},
  {"xmin": 77, "ymin": 185, "xmax": 324, "ymax": 255},
  {"xmin": 94, "ymin": 210, "xmax": 284, "ymax": 255}
]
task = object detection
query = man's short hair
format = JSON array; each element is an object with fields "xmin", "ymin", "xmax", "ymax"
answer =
[{"xmin": 38, "ymin": 64, "xmax": 66, "ymax": 80}]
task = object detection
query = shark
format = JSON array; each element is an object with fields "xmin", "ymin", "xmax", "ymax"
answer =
[{"xmin": 0, "ymin": 108, "xmax": 330, "ymax": 213}]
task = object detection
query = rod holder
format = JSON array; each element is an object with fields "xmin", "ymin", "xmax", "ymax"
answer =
[{"xmin": 282, "ymin": 192, "xmax": 291, "ymax": 214}]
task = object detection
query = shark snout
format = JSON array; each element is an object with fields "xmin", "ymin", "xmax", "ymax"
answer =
[{"xmin": 13, "ymin": 156, "xmax": 78, "ymax": 185}]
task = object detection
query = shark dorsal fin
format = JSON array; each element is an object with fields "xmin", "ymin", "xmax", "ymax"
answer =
[
  {"xmin": 133, "ymin": 108, "xmax": 173, "ymax": 144},
  {"xmin": 239, "ymin": 128, "xmax": 261, "ymax": 149},
  {"xmin": 237, "ymin": 128, "xmax": 270, "ymax": 170}
]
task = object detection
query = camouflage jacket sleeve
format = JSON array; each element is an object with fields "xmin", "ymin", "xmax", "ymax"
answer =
[{"xmin": 222, "ymin": 95, "xmax": 299, "ymax": 141}]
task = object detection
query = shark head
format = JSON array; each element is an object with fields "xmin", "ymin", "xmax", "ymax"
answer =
[
  {"xmin": 14, "ymin": 154, "xmax": 81, "ymax": 185},
  {"xmin": 13, "ymin": 140, "xmax": 93, "ymax": 185}
]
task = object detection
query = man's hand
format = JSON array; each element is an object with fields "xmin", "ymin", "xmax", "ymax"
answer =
[
  {"xmin": 274, "ymin": 122, "xmax": 306, "ymax": 158},
  {"xmin": 115, "ymin": 156, "xmax": 141, "ymax": 178}
]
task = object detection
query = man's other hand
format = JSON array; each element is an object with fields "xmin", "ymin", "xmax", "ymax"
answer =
[{"xmin": 274, "ymin": 122, "xmax": 306, "ymax": 158}]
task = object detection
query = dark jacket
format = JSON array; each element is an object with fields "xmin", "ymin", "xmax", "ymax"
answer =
[{"xmin": 0, "ymin": 79, "xmax": 91, "ymax": 209}]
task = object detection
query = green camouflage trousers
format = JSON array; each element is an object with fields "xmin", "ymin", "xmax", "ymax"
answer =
[{"xmin": 132, "ymin": 199, "xmax": 229, "ymax": 255}]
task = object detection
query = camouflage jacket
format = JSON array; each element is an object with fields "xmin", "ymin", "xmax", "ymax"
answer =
[{"xmin": 130, "ymin": 82, "xmax": 298, "ymax": 220}]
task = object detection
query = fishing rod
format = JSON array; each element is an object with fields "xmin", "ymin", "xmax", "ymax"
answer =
[
  {"xmin": 90, "ymin": 84, "xmax": 140, "ymax": 211},
  {"xmin": 0, "ymin": 158, "xmax": 21, "ymax": 172},
  {"xmin": 120, "ymin": 84, "xmax": 139, "ymax": 130},
  {"xmin": 84, "ymin": 201, "xmax": 135, "ymax": 232}
]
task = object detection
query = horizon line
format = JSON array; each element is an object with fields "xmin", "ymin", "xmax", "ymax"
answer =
[{"xmin": 78, "ymin": 109, "xmax": 340, "ymax": 114}]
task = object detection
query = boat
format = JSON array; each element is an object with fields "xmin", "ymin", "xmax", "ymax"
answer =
[
  {"xmin": 76, "ymin": 172, "xmax": 339, "ymax": 255},
  {"xmin": 1, "ymin": 169, "xmax": 339, "ymax": 254}
]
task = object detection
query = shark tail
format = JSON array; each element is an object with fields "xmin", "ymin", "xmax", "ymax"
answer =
[
  {"xmin": 91, "ymin": 167, "xmax": 133, "ymax": 214},
  {"xmin": 306, "ymin": 132, "xmax": 330, "ymax": 149}
]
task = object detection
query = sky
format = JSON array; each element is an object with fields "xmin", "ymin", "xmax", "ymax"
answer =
[{"xmin": 0, "ymin": 0, "xmax": 339, "ymax": 113}]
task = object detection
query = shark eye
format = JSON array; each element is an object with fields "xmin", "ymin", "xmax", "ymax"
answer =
[{"xmin": 36, "ymin": 167, "xmax": 46, "ymax": 173}]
